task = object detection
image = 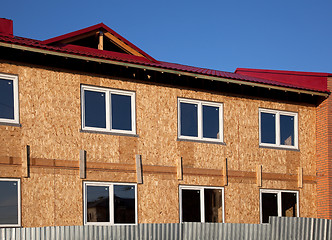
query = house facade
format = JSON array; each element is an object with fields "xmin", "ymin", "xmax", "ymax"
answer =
[{"xmin": 0, "ymin": 18, "xmax": 330, "ymax": 228}]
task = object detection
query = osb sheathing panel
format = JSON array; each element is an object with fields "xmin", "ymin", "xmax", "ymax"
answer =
[
  {"xmin": 21, "ymin": 169, "xmax": 82, "ymax": 227},
  {"xmin": 0, "ymin": 62, "xmax": 318, "ymax": 225}
]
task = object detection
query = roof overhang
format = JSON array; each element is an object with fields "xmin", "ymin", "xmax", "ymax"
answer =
[{"xmin": 0, "ymin": 41, "xmax": 329, "ymax": 98}]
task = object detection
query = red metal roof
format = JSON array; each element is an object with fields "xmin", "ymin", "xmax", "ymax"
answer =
[
  {"xmin": 0, "ymin": 23, "xmax": 330, "ymax": 94},
  {"xmin": 236, "ymin": 68, "xmax": 330, "ymax": 93},
  {"xmin": 41, "ymin": 23, "xmax": 157, "ymax": 62}
]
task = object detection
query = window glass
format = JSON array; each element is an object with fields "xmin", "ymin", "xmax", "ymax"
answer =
[
  {"xmin": 111, "ymin": 94, "xmax": 132, "ymax": 131},
  {"xmin": 182, "ymin": 189, "xmax": 201, "ymax": 222},
  {"xmin": 114, "ymin": 185, "xmax": 135, "ymax": 224},
  {"xmin": 204, "ymin": 189, "xmax": 223, "ymax": 223},
  {"xmin": 280, "ymin": 115, "xmax": 294, "ymax": 146},
  {"xmin": 0, "ymin": 181, "xmax": 19, "ymax": 225},
  {"xmin": 261, "ymin": 192, "xmax": 278, "ymax": 223},
  {"xmin": 281, "ymin": 192, "xmax": 297, "ymax": 217},
  {"xmin": 261, "ymin": 112, "xmax": 276, "ymax": 144},
  {"xmin": 84, "ymin": 90, "xmax": 106, "ymax": 128},
  {"xmin": 0, "ymin": 79, "xmax": 14, "ymax": 120},
  {"xmin": 86, "ymin": 186, "xmax": 109, "ymax": 222},
  {"xmin": 180, "ymin": 102, "xmax": 198, "ymax": 137},
  {"xmin": 203, "ymin": 105, "xmax": 219, "ymax": 139}
]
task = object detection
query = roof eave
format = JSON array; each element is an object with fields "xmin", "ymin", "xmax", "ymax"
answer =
[{"xmin": 0, "ymin": 41, "xmax": 329, "ymax": 98}]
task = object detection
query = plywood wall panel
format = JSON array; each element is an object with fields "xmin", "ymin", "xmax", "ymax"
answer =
[{"xmin": 0, "ymin": 62, "xmax": 318, "ymax": 226}]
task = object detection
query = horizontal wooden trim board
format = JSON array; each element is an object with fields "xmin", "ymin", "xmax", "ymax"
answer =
[{"xmin": 0, "ymin": 156, "xmax": 317, "ymax": 183}]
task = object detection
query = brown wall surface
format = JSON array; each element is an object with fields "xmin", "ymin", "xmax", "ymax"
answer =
[{"xmin": 0, "ymin": 61, "xmax": 317, "ymax": 227}]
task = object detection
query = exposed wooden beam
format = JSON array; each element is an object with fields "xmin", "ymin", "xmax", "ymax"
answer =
[
  {"xmin": 98, "ymin": 31, "xmax": 103, "ymax": 50},
  {"xmin": 22, "ymin": 145, "xmax": 30, "ymax": 178},
  {"xmin": 298, "ymin": 167, "xmax": 303, "ymax": 188},
  {"xmin": 79, "ymin": 150, "xmax": 86, "ymax": 179},
  {"xmin": 136, "ymin": 154, "xmax": 143, "ymax": 184},
  {"xmin": 104, "ymin": 32, "xmax": 144, "ymax": 57},
  {"xmin": 223, "ymin": 158, "xmax": 228, "ymax": 186},
  {"xmin": 256, "ymin": 165, "xmax": 262, "ymax": 187}
]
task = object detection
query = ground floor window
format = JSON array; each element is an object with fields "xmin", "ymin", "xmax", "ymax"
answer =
[
  {"xmin": 179, "ymin": 185, "xmax": 224, "ymax": 223},
  {"xmin": 84, "ymin": 182, "xmax": 137, "ymax": 225},
  {"xmin": 260, "ymin": 189, "xmax": 298, "ymax": 223},
  {"xmin": 0, "ymin": 178, "xmax": 20, "ymax": 227}
]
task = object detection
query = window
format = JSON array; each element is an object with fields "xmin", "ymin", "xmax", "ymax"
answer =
[
  {"xmin": 259, "ymin": 108, "xmax": 298, "ymax": 149},
  {"xmin": 84, "ymin": 182, "xmax": 137, "ymax": 225},
  {"xmin": 81, "ymin": 85, "xmax": 136, "ymax": 134},
  {"xmin": 179, "ymin": 185, "xmax": 224, "ymax": 223},
  {"xmin": 0, "ymin": 179, "xmax": 21, "ymax": 227},
  {"xmin": 260, "ymin": 189, "xmax": 298, "ymax": 223},
  {"xmin": 178, "ymin": 98, "xmax": 223, "ymax": 143},
  {"xmin": 0, "ymin": 73, "xmax": 19, "ymax": 125}
]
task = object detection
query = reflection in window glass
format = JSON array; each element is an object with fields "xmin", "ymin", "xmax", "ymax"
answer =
[
  {"xmin": 261, "ymin": 192, "xmax": 278, "ymax": 223},
  {"xmin": 111, "ymin": 94, "xmax": 132, "ymax": 131},
  {"xmin": 203, "ymin": 106, "xmax": 219, "ymax": 139},
  {"xmin": 0, "ymin": 79, "xmax": 14, "ymax": 120},
  {"xmin": 84, "ymin": 90, "xmax": 106, "ymax": 128},
  {"xmin": 281, "ymin": 192, "xmax": 297, "ymax": 217},
  {"xmin": 204, "ymin": 189, "xmax": 223, "ymax": 223},
  {"xmin": 280, "ymin": 115, "xmax": 294, "ymax": 146},
  {"xmin": 87, "ymin": 186, "xmax": 109, "ymax": 222},
  {"xmin": 114, "ymin": 185, "xmax": 135, "ymax": 224},
  {"xmin": 261, "ymin": 112, "xmax": 276, "ymax": 144},
  {"xmin": 0, "ymin": 181, "xmax": 18, "ymax": 225},
  {"xmin": 182, "ymin": 189, "xmax": 201, "ymax": 222},
  {"xmin": 180, "ymin": 103, "xmax": 198, "ymax": 137}
]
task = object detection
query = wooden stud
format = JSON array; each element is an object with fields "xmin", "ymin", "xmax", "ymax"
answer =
[
  {"xmin": 223, "ymin": 158, "xmax": 228, "ymax": 186},
  {"xmin": 22, "ymin": 145, "xmax": 30, "ymax": 178},
  {"xmin": 298, "ymin": 167, "xmax": 303, "ymax": 188},
  {"xmin": 177, "ymin": 157, "xmax": 183, "ymax": 180},
  {"xmin": 136, "ymin": 154, "xmax": 143, "ymax": 184},
  {"xmin": 79, "ymin": 150, "xmax": 86, "ymax": 179},
  {"xmin": 98, "ymin": 31, "xmax": 103, "ymax": 50},
  {"xmin": 256, "ymin": 165, "xmax": 262, "ymax": 187}
]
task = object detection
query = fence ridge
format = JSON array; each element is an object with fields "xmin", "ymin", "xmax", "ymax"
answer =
[{"xmin": 0, "ymin": 217, "xmax": 331, "ymax": 240}]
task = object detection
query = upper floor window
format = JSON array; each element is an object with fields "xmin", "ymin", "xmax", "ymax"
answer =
[
  {"xmin": 0, "ymin": 179, "xmax": 21, "ymax": 227},
  {"xmin": 259, "ymin": 108, "xmax": 298, "ymax": 149},
  {"xmin": 81, "ymin": 85, "xmax": 136, "ymax": 135},
  {"xmin": 178, "ymin": 98, "xmax": 223, "ymax": 143},
  {"xmin": 260, "ymin": 189, "xmax": 298, "ymax": 223},
  {"xmin": 84, "ymin": 182, "xmax": 137, "ymax": 225},
  {"xmin": 0, "ymin": 73, "xmax": 19, "ymax": 125}
]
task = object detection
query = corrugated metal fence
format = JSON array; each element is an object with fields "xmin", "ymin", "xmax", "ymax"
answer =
[{"xmin": 0, "ymin": 217, "xmax": 331, "ymax": 240}]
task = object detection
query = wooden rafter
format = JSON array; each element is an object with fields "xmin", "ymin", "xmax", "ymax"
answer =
[{"xmin": 104, "ymin": 32, "xmax": 144, "ymax": 57}]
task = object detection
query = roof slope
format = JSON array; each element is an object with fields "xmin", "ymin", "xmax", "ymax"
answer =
[{"xmin": 0, "ymin": 22, "xmax": 329, "ymax": 94}]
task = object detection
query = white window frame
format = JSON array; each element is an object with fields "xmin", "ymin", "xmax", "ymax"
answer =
[
  {"xmin": 259, "ymin": 108, "xmax": 298, "ymax": 149},
  {"xmin": 179, "ymin": 185, "xmax": 224, "ymax": 223},
  {"xmin": 0, "ymin": 73, "xmax": 19, "ymax": 125},
  {"xmin": 259, "ymin": 189, "xmax": 299, "ymax": 224},
  {"xmin": 81, "ymin": 85, "xmax": 136, "ymax": 135},
  {"xmin": 0, "ymin": 178, "xmax": 21, "ymax": 227},
  {"xmin": 83, "ymin": 181, "xmax": 138, "ymax": 226},
  {"xmin": 178, "ymin": 98, "xmax": 223, "ymax": 143}
]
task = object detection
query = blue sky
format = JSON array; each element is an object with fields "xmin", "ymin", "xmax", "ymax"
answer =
[{"xmin": 1, "ymin": 0, "xmax": 332, "ymax": 73}]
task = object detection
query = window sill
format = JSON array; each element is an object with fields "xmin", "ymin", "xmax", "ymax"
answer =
[
  {"xmin": 259, "ymin": 145, "xmax": 299, "ymax": 151},
  {"xmin": 177, "ymin": 138, "xmax": 226, "ymax": 145},
  {"xmin": 80, "ymin": 129, "xmax": 139, "ymax": 137},
  {"xmin": 0, "ymin": 121, "xmax": 21, "ymax": 127}
]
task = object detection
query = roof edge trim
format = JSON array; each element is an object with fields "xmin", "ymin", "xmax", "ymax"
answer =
[{"xmin": 1, "ymin": 42, "xmax": 329, "ymax": 98}]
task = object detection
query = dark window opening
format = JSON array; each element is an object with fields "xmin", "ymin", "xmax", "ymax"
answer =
[
  {"xmin": 281, "ymin": 192, "xmax": 297, "ymax": 217},
  {"xmin": 87, "ymin": 186, "xmax": 110, "ymax": 222},
  {"xmin": 204, "ymin": 189, "xmax": 223, "ymax": 223},
  {"xmin": 182, "ymin": 189, "xmax": 201, "ymax": 222},
  {"xmin": 0, "ymin": 79, "xmax": 14, "ymax": 120},
  {"xmin": 114, "ymin": 185, "xmax": 135, "ymax": 224},
  {"xmin": 261, "ymin": 192, "xmax": 278, "ymax": 223},
  {"xmin": 180, "ymin": 102, "xmax": 198, "ymax": 137}
]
